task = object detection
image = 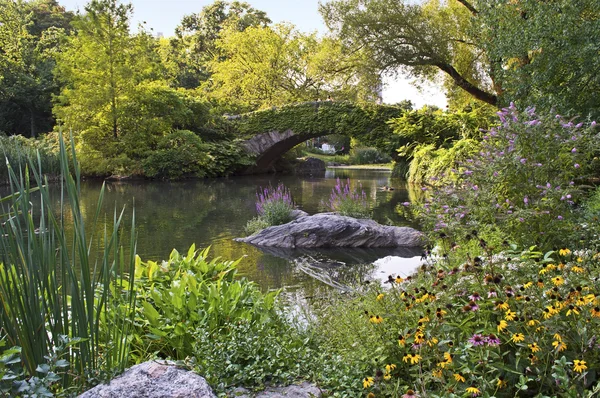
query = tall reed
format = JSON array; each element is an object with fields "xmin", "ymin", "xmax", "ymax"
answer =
[{"xmin": 0, "ymin": 135, "xmax": 136, "ymax": 392}]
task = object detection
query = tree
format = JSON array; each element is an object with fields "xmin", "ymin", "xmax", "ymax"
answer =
[
  {"xmin": 166, "ymin": 1, "xmax": 271, "ymax": 89},
  {"xmin": 0, "ymin": 0, "xmax": 72, "ymax": 137},
  {"xmin": 54, "ymin": 0, "xmax": 162, "ymax": 154},
  {"xmin": 479, "ymin": 0, "xmax": 600, "ymax": 117},
  {"xmin": 208, "ymin": 24, "xmax": 382, "ymax": 111},
  {"xmin": 320, "ymin": 0, "xmax": 498, "ymax": 106}
]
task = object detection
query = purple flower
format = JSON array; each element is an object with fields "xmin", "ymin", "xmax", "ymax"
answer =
[
  {"xmin": 486, "ymin": 334, "xmax": 501, "ymax": 346},
  {"xmin": 520, "ymin": 158, "xmax": 527, "ymax": 164},
  {"xmin": 557, "ymin": 215, "xmax": 563, "ymax": 220},
  {"xmin": 572, "ymin": 148, "xmax": 577, "ymax": 153},
  {"xmin": 575, "ymin": 163, "xmax": 580, "ymax": 168},
  {"xmin": 468, "ymin": 292, "xmax": 482, "ymax": 301},
  {"xmin": 524, "ymin": 197, "xmax": 528, "ymax": 204},
  {"xmin": 468, "ymin": 334, "xmax": 486, "ymax": 346}
]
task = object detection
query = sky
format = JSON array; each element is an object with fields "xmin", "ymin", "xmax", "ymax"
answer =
[{"xmin": 58, "ymin": 0, "xmax": 447, "ymax": 108}]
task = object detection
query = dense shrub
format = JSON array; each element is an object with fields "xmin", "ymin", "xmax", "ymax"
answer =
[
  {"xmin": 416, "ymin": 104, "xmax": 600, "ymax": 248},
  {"xmin": 349, "ymin": 147, "xmax": 391, "ymax": 164},
  {"xmin": 142, "ymin": 130, "xmax": 208, "ymax": 179}
]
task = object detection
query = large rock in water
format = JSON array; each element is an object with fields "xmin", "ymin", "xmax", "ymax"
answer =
[
  {"xmin": 235, "ymin": 213, "xmax": 423, "ymax": 248},
  {"xmin": 78, "ymin": 361, "xmax": 216, "ymax": 398}
]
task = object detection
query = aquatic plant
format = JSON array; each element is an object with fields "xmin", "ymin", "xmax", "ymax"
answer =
[{"xmin": 321, "ymin": 178, "xmax": 370, "ymax": 218}]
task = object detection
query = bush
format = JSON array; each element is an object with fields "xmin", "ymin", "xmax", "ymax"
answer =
[
  {"xmin": 142, "ymin": 130, "xmax": 209, "ymax": 179},
  {"xmin": 321, "ymin": 178, "xmax": 370, "ymax": 218},
  {"xmin": 415, "ymin": 104, "xmax": 600, "ymax": 248},
  {"xmin": 349, "ymin": 147, "xmax": 391, "ymax": 165}
]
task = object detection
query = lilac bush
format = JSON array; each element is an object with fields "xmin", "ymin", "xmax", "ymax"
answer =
[
  {"xmin": 321, "ymin": 178, "xmax": 370, "ymax": 218},
  {"xmin": 417, "ymin": 103, "xmax": 600, "ymax": 247}
]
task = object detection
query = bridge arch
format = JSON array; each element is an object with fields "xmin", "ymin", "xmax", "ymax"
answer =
[{"xmin": 226, "ymin": 101, "xmax": 402, "ymax": 174}]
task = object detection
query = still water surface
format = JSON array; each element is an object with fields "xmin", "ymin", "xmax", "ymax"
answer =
[{"xmin": 76, "ymin": 168, "xmax": 424, "ymax": 295}]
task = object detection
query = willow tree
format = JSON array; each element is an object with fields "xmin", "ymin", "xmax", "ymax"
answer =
[
  {"xmin": 321, "ymin": 0, "xmax": 600, "ymax": 116},
  {"xmin": 320, "ymin": 0, "xmax": 498, "ymax": 107}
]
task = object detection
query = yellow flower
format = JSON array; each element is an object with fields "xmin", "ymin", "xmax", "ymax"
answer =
[
  {"xmin": 527, "ymin": 319, "xmax": 539, "ymax": 327},
  {"xmin": 453, "ymin": 373, "xmax": 466, "ymax": 383},
  {"xmin": 552, "ymin": 276, "xmax": 565, "ymax": 286},
  {"xmin": 466, "ymin": 386, "xmax": 481, "ymax": 395},
  {"xmin": 572, "ymin": 265, "xmax": 584, "ymax": 273},
  {"xmin": 497, "ymin": 320, "xmax": 508, "ymax": 333},
  {"xmin": 591, "ymin": 307, "xmax": 600, "ymax": 318},
  {"xmin": 552, "ymin": 340, "xmax": 567, "ymax": 352},
  {"xmin": 511, "ymin": 333, "xmax": 525, "ymax": 343},
  {"xmin": 528, "ymin": 342, "xmax": 541, "ymax": 353},
  {"xmin": 363, "ymin": 376, "xmax": 374, "ymax": 388},
  {"xmin": 566, "ymin": 305, "xmax": 580, "ymax": 316},
  {"xmin": 553, "ymin": 333, "xmax": 562, "ymax": 341},
  {"xmin": 383, "ymin": 373, "xmax": 391, "ymax": 380},
  {"xmin": 395, "ymin": 276, "xmax": 404, "ymax": 283},
  {"xmin": 559, "ymin": 248, "xmax": 571, "ymax": 256},
  {"xmin": 409, "ymin": 354, "xmax": 422, "ymax": 364},
  {"xmin": 495, "ymin": 301, "xmax": 510, "ymax": 311},
  {"xmin": 504, "ymin": 310, "xmax": 517, "ymax": 321},
  {"xmin": 414, "ymin": 332, "xmax": 425, "ymax": 344},
  {"xmin": 377, "ymin": 293, "xmax": 385, "ymax": 301},
  {"xmin": 398, "ymin": 335, "xmax": 406, "ymax": 346},
  {"xmin": 427, "ymin": 337, "xmax": 439, "ymax": 347},
  {"xmin": 370, "ymin": 315, "xmax": 384, "ymax": 324},
  {"xmin": 573, "ymin": 359, "xmax": 588, "ymax": 373},
  {"xmin": 385, "ymin": 364, "xmax": 397, "ymax": 373},
  {"xmin": 577, "ymin": 256, "xmax": 583, "ymax": 263},
  {"xmin": 432, "ymin": 368, "xmax": 443, "ymax": 378},
  {"xmin": 443, "ymin": 352, "xmax": 453, "ymax": 362},
  {"xmin": 496, "ymin": 377, "xmax": 507, "ymax": 389},
  {"xmin": 367, "ymin": 394, "xmax": 376, "ymax": 398},
  {"xmin": 523, "ymin": 281, "xmax": 533, "ymax": 289}
]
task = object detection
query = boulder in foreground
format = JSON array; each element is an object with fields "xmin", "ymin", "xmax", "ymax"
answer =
[
  {"xmin": 236, "ymin": 213, "xmax": 423, "ymax": 248},
  {"xmin": 78, "ymin": 361, "xmax": 216, "ymax": 398}
]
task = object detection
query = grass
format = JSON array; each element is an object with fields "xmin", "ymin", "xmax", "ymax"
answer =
[{"xmin": 0, "ymin": 135, "xmax": 136, "ymax": 395}]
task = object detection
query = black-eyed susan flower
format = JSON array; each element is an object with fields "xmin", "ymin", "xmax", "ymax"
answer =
[
  {"xmin": 495, "ymin": 301, "xmax": 510, "ymax": 311},
  {"xmin": 396, "ymin": 276, "xmax": 404, "ymax": 283},
  {"xmin": 552, "ymin": 276, "xmax": 565, "ymax": 286},
  {"xmin": 528, "ymin": 342, "xmax": 540, "ymax": 353},
  {"xmin": 377, "ymin": 293, "xmax": 385, "ymax": 301},
  {"xmin": 497, "ymin": 320, "xmax": 508, "ymax": 333},
  {"xmin": 529, "ymin": 354, "xmax": 538, "ymax": 364},
  {"xmin": 511, "ymin": 333, "xmax": 525, "ymax": 343},
  {"xmin": 504, "ymin": 310, "xmax": 517, "ymax": 321},
  {"xmin": 363, "ymin": 376, "xmax": 374, "ymax": 388},
  {"xmin": 552, "ymin": 340, "xmax": 567, "ymax": 352},
  {"xmin": 466, "ymin": 386, "xmax": 481, "ymax": 396},
  {"xmin": 559, "ymin": 248, "xmax": 571, "ymax": 256},
  {"xmin": 370, "ymin": 315, "xmax": 384, "ymax": 324},
  {"xmin": 566, "ymin": 305, "xmax": 580, "ymax": 316},
  {"xmin": 573, "ymin": 359, "xmax": 588, "ymax": 373},
  {"xmin": 523, "ymin": 281, "xmax": 533, "ymax": 289},
  {"xmin": 572, "ymin": 265, "xmax": 584, "ymax": 273},
  {"xmin": 591, "ymin": 307, "xmax": 600, "ymax": 318},
  {"xmin": 414, "ymin": 332, "xmax": 425, "ymax": 344},
  {"xmin": 398, "ymin": 335, "xmax": 406, "ymax": 346},
  {"xmin": 453, "ymin": 373, "xmax": 466, "ymax": 383},
  {"xmin": 436, "ymin": 307, "xmax": 447, "ymax": 318},
  {"xmin": 496, "ymin": 376, "xmax": 507, "ymax": 389},
  {"xmin": 403, "ymin": 354, "xmax": 418, "ymax": 364}
]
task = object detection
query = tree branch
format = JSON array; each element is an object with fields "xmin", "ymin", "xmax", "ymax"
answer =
[
  {"xmin": 435, "ymin": 61, "xmax": 498, "ymax": 106},
  {"xmin": 456, "ymin": 0, "xmax": 478, "ymax": 16}
]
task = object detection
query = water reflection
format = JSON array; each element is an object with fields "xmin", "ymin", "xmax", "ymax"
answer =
[{"xmin": 48, "ymin": 168, "xmax": 423, "ymax": 294}]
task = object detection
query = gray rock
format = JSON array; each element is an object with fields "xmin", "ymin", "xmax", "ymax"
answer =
[
  {"xmin": 78, "ymin": 361, "xmax": 216, "ymax": 398},
  {"xmin": 289, "ymin": 209, "xmax": 309, "ymax": 220},
  {"xmin": 231, "ymin": 382, "xmax": 321, "ymax": 397},
  {"xmin": 235, "ymin": 213, "xmax": 423, "ymax": 248},
  {"xmin": 294, "ymin": 157, "xmax": 325, "ymax": 176}
]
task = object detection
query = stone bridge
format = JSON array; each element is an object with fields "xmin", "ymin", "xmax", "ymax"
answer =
[{"xmin": 225, "ymin": 101, "xmax": 402, "ymax": 174}]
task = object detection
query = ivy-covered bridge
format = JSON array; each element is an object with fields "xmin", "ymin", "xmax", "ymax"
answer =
[{"xmin": 226, "ymin": 101, "xmax": 402, "ymax": 174}]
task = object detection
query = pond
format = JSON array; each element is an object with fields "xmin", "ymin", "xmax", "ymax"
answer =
[{"xmin": 75, "ymin": 168, "xmax": 425, "ymax": 296}]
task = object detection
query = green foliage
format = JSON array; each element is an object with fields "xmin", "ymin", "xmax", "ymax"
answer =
[
  {"xmin": 480, "ymin": 0, "xmax": 600, "ymax": 118},
  {"xmin": 142, "ymin": 130, "xmax": 209, "ymax": 179},
  {"xmin": 0, "ymin": 135, "xmax": 60, "ymax": 183},
  {"xmin": 311, "ymin": 243, "xmax": 600, "ymax": 397},
  {"xmin": 348, "ymin": 147, "xmax": 391, "ymax": 165},
  {"xmin": 245, "ymin": 183, "xmax": 295, "ymax": 234},
  {"xmin": 0, "ymin": 135, "xmax": 136, "ymax": 394},
  {"xmin": 130, "ymin": 246, "xmax": 280, "ymax": 360},
  {"xmin": 407, "ymin": 138, "xmax": 480, "ymax": 184}
]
